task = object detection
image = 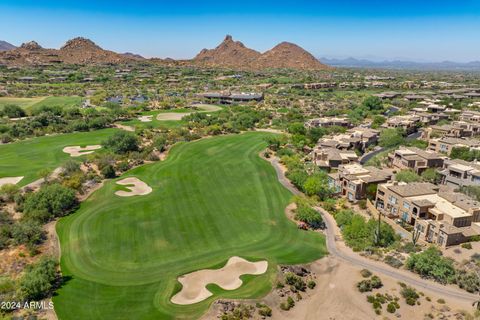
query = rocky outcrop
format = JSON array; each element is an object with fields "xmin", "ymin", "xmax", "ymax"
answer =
[{"xmin": 194, "ymin": 35, "xmax": 261, "ymax": 69}]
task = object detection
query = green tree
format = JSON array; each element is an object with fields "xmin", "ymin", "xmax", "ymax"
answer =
[
  {"xmin": 1, "ymin": 104, "xmax": 26, "ymax": 118},
  {"xmin": 421, "ymin": 168, "xmax": 440, "ymax": 183},
  {"xmin": 23, "ymin": 184, "xmax": 78, "ymax": 222},
  {"xmin": 103, "ymin": 131, "xmax": 139, "ymax": 154},
  {"xmin": 362, "ymin": 96, "xmax": 383, "ymax": 111},
  {"xmin": 303, "ymin": 172, "xmax": 333, "ymax": 200},
  {"xmin": 378, "ymin": 129, "xmax": 405, "ymax": 148},
  {"xmin": 18, "ymin": 258, "xmax": 59, "ymax": 301},
  {"xmin": 406, "ymin": 247, "xmax": 456, "ymax": 284}
]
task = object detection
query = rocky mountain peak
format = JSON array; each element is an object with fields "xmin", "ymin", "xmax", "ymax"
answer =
[{"xmin": 20, "ymin": 41, "xmax": 42, "ymax": 50}]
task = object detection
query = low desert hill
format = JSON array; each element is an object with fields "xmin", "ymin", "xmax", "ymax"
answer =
[{"xmin": 0, "ymin": 40, "xmax": 16, "ymax": 52}]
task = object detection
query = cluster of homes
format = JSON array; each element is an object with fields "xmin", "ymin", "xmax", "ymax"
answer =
[
  {"xmin": 198, "ymin": 91, "xmax": 264, "ymax": 104},
  {"xmin": 305, "ymin": 108, "xmax": 480, "ymax": 248}
]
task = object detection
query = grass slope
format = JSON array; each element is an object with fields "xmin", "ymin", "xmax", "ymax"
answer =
[
  {"xmin": 54, "ymin": 132, "xmax": 326, "ymax": 320},
  {"xmin": 0, "ymin": 96, "xmax": 83, "ymax": 112},
  {"xmin": 0, "ymin": 129, "xmax": 117, "ymax": 185}
]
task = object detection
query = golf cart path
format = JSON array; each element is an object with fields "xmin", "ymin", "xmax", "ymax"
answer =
[{"xmin": 268, "ymin": 157, "xmax": 479, "ymax": 303}]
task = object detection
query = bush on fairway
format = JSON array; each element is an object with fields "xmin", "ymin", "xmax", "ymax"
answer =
[{"xmin": 103, "ymin": 131, "xmax": 139, "ymax": 154}]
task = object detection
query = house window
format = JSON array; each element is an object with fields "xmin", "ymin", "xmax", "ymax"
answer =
[
  {"xmin": 403, "ymin": 202, "xmax": 410, "ymax": 209},
  {"xmin": 391, "ymin": 207, "xmax": 398, "ymax": 214},
  {"xmin": 389, "ymin": 195, "xmax": 397, "ymax": 204},
  {"xmin": 402, "ymin": 212, "xmax": 409, "ymax": 221}
]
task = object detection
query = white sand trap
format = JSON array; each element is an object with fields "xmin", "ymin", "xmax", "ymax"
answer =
[
  {"xmin": 62, "ymin": 145, "xmax": 101, "ymax": 157},
  {"xmin": 115, "ymin": 177, "xmax": 152, "ymax": 197},
  {"xmin": 138, "ymin": 115, "xmax": 153, "ymax": 122},
  {"xmin": 171, "ymin": 256, "xmax": 268, "ymax": 305},
  {"xmin": 0, "ymin": 176, "xmax": 24, "ymax": 187}
]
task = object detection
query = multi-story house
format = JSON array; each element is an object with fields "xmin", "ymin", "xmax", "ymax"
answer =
[
  {"xmin": 439, "ymin": 159, "xmax": 480, "ymax": 188},
  {"xmin": 375, "ymin": 182, "xmax": 480, "ymax": 247},
  {"xmin": 328, "ymin": 163, "xmax": 393, "ymax": 202},
  {"xmin": 427, "ymin": 137, "xmax": 480, "ymax": 155},
  {"xmin": 388, "ymin": 147, "xmax": 445, "ymax": 175}
]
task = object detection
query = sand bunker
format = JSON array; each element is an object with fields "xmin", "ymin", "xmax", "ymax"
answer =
[
  {"xmin": 63, "ymin": 145, "xmax": 101, "ymax": 157},
  {"xmin": 0, "ymin": 176, "xmax": 24, "ymax": 187},
  {"xmin": 138, "ymin": 115, "xmax": 153, "ymax": 122},
  {"xmin": 114, "ymin": 177, "xmax": 152, "ymax": 197},
  {"xmin": 171, "ymin": 256, "xmax": 268, "ymax": 305}
]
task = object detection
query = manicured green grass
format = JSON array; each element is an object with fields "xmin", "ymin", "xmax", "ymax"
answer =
[
  {"xmin": 0, "ymin": 96, "xmax": 83, "ymax": 112},
  {"xmin": 120, "ymin": 105, "xmax": 223, "ymax": 131},
  {"xmin": 28, "ymin": 96, "xmax": 83, "ymax": 111},
  {"xmin": 0, "ymin": 129, "xmax": 118, "ymax": 185},
  {"xmin": 54, "ymin": 132, "xmax": 326, "ymax": 320},
  {"xmin": 0, "ymin": 96, "xmax": 46, "ymax": 109}
]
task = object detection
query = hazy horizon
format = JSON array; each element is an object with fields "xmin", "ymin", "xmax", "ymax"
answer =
[{"xmin": 1, "ymin": 0, "xmax": 480, "ymax": 62}]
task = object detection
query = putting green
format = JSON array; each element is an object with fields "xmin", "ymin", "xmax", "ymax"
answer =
[
  {"xmin": 53, "ymin": 132, "xmax": 326, "ymax": 319},
  {"xmin": 119, "ymin": 104, "xmax": 222, "ymax": 131},
  {"xmin": 0, "ymin": 129, "xmax": 118, "ymax": 185}
]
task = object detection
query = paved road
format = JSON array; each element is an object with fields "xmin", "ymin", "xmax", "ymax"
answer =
[
  {"xmin": 359, "ymin": 147, "xmax": 385, "ymax": 165},
  {"xmin": 269, "ymin": 156, "xmax": 479, "ymax": 303}
]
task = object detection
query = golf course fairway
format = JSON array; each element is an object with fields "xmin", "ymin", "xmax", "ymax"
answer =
[
  {"xmin": 54, "ymin": 132, "xmax": 326, "ymax": 319},
  {"xmin": 0, "ymin": 129, "xmax": 118, "ymax": 186}
]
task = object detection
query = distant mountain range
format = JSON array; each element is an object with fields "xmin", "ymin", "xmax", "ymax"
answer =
[
  {"xmin": 320, "ymin": 57, "xmax": 480, "ymax": 71},
  {"xmin": 0, "ymin": 40, "xmax": 16, "ymax": 52},
  {"xmin": 0, "ymin": 35, "xmax": 330, "ymax": 71}
]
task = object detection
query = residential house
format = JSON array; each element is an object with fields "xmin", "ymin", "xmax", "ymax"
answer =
[
  {"xmin": 375, "ymin": 181, "xmax": 480, "ymax": 247},
  {"xmin": 311, "ymin": 147, "xmax": 358, "ymax": 170},
  {"xmin": 427, "ymin": 137, "xmax": 480, "ymax": 155},
  {"xmin": 200, "ymin": 91, "xmax": 263, "ymax": 104},
  {"xmin": 439, "ymin": 159, "xmax": 480, "ymax": 188},
  {"xmin": 382, "ymin": 115, "xmax": 420, "ymax": 134},
  {"xmin": 388, "ymin": 147, "xmax": 445, "ymax": 174},
  {"xmin": 305, "ymin": 117, "xmax": 352, "ymax": 129},
  {"xmin": 328, "ymin": 163, "xmax": 393, "ymax": 202},
  {"xmin": 316, "ymin": 127, "xmax": 379, "ymax": 153}
]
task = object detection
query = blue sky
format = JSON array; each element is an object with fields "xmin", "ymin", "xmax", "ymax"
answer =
[{"xmin": 1, "ymin": 0, "xmax": 479, "ymax": 62}]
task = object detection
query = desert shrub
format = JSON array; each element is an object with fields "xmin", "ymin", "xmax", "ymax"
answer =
[
  {"xmin": 101, "ymin": 164, "xmax": 116, "ymax": 179},
  {"xmin": 406, "ymin": 247, "xmax": 455, "ymax": 284},
  {"xmin": 11, "ymin": 221, "xmax": 46, "ymax": 250},
  {"xmin": 400, "ymin": 286, "xmax": 419, "ymax": 306},
  {"xmin": 384, "ymin": 255, "xmax": 403, "ymax": 268},
  {"xmin": 455, "ymin": 270, "xmax": 480, "ymax": 293},
  {"xmin": 18, "ymin": 258, "xmax": 58, "ymax": 301},
  {"xmin": 23, "ymin": 184, "xmax": 77, "ymax": 222},
  {"xmin": 0, "ymin": 183, "xmax": 20, "ymax": 202},
  {"xmin": 257, "ymin": 303, "xmax": 272, "ymax": 317},
  {"xmin": 461, "ymin": 242, "xmax": 473, "ymax": 250},
  {"xmin": 1, "ymin": 104, "xmax": 26, "ymax": 118},
  {"xmin": 103, "ymin": 131, "xmax": 139, "ymax": 154},
  {"xmin": 280, "ymin": 296, "xmax": 295, "ymax": 311},
  {"xmin": 360, "ymin": 269, "xmax": 372, "ymax": 278},
  {"xmin": 437, "ymin": 298, "xmax": 445, "ymax": 304},
  {"xmin": 387, "ymin": 302, "xmax": 396, "ymax": 313},
  {"xmin": 357, "ymin": 275, "xmax": 383, "ymax": 292},
  {"xmin": 307, "ymin": 280, "xmax": 316, "ymax": 289},
  {"xmin": 285, "ymin": 272, "xmax": 307, "ymax": 292},
  {"xmin": 294, "ymin": 201, "xmax": 324, "ymax": 229}
]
